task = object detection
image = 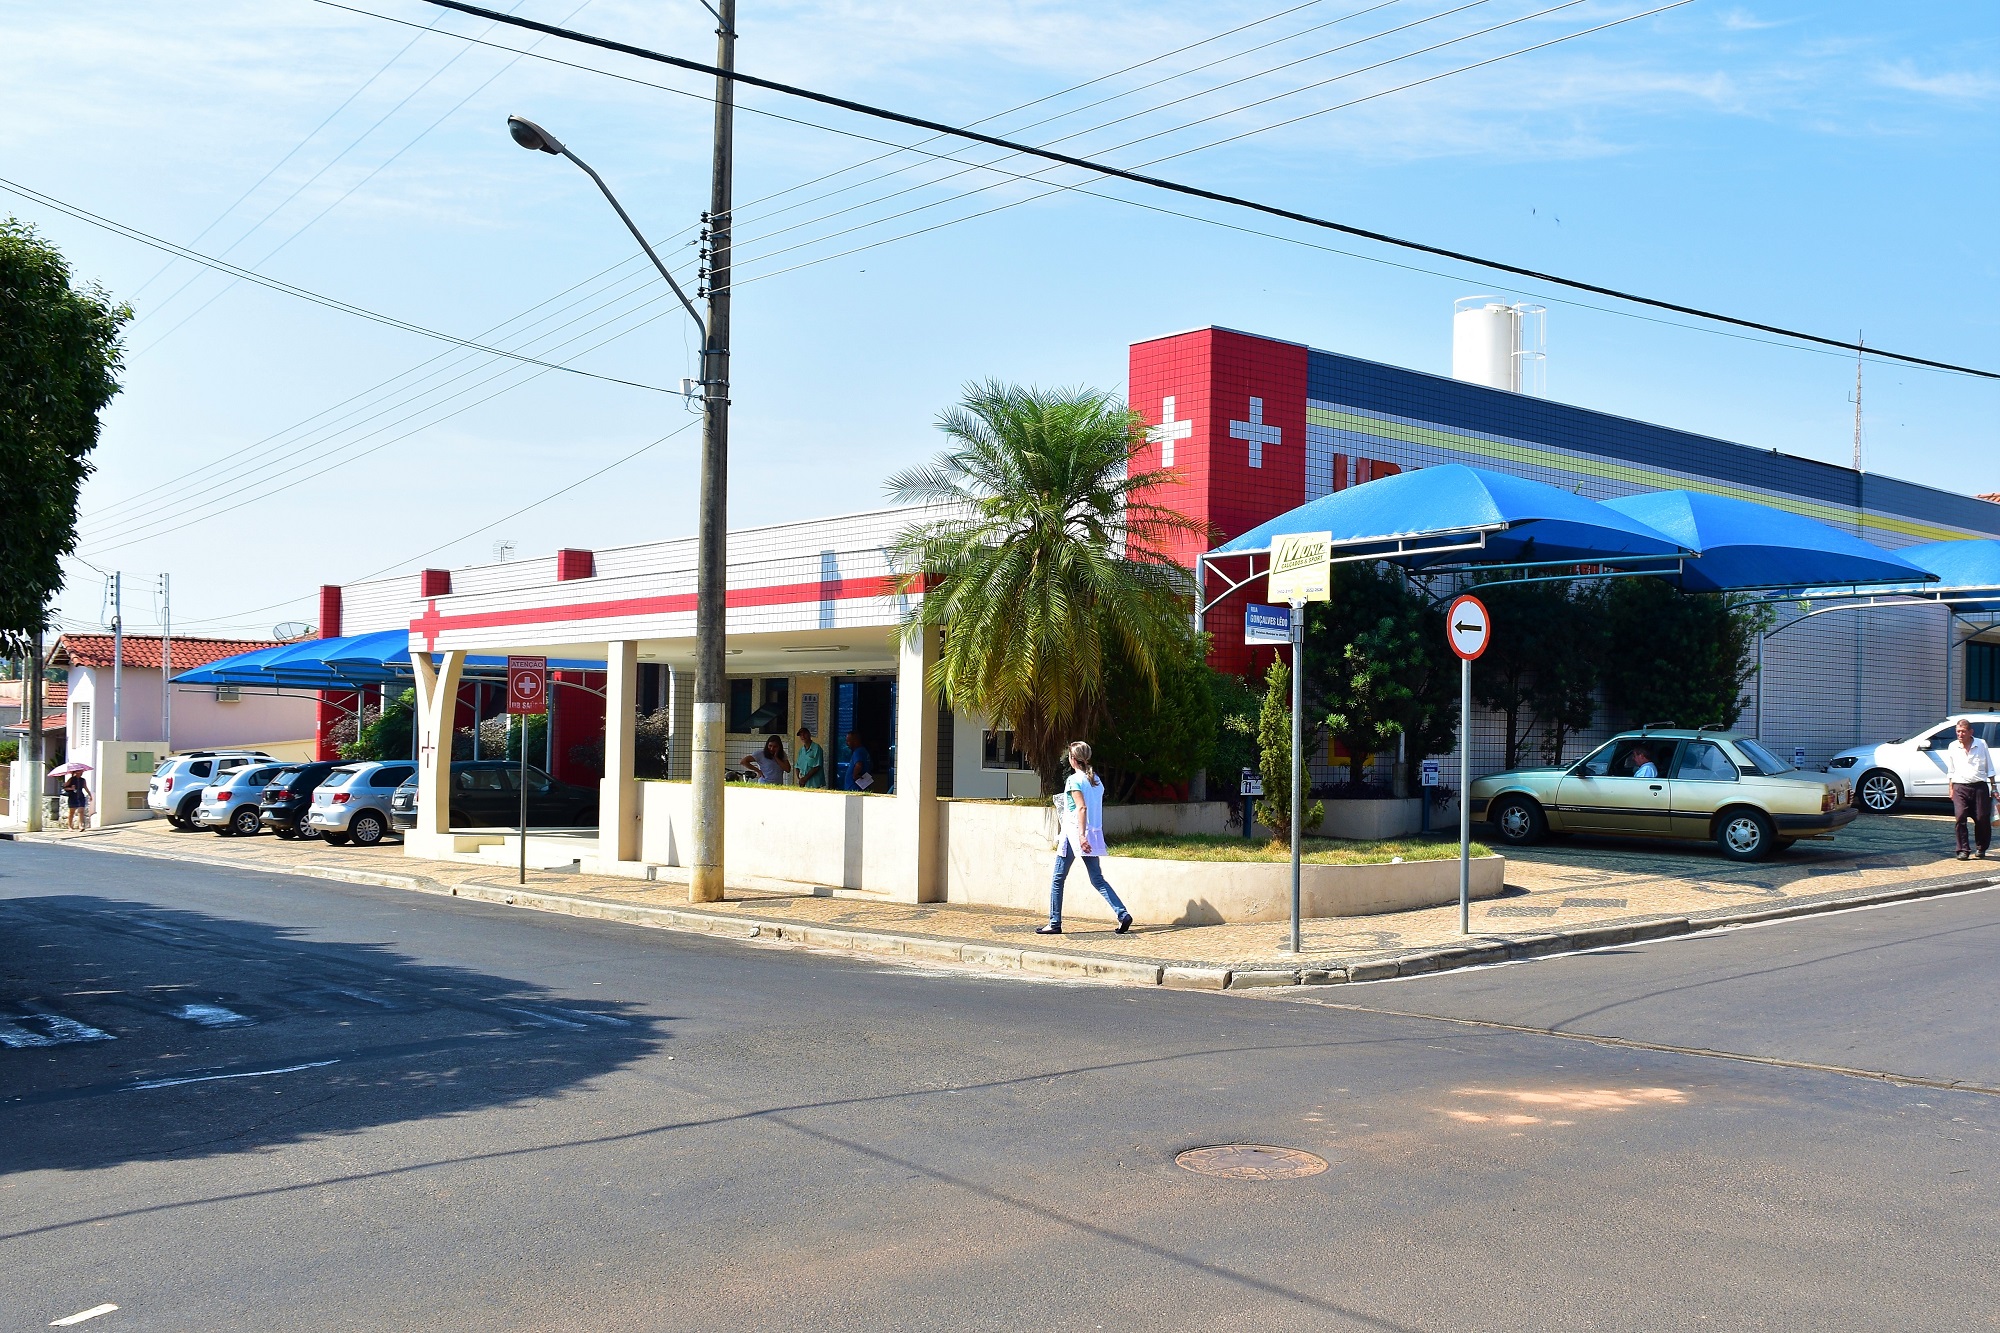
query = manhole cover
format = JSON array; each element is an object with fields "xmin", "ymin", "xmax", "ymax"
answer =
[{"xmin": 1175, "ymin": 1145, "xmax": 1328, "ymax": 1180}]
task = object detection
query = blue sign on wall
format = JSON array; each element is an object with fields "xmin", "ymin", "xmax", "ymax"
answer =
[{"xmin": 1244, "ymin": 603, "xmax": 1294, "ymax": 645}]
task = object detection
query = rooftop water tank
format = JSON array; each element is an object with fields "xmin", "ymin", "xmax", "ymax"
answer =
[{"xmin": 1452, "ymin": 297, "xmax": 1545, "ymax": 394}]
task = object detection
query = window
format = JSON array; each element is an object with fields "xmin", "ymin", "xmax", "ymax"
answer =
[
  {"xmin": 371, "ymin": 765, "xmax": 414, "ymax": 788},
  {"xmin": 74, "ymin": 702, "xmax": 91, "ymax": 748},
  {"xmin": 457, "ymin": 768, "xmax": 506, "ymax": 791},
  {"xmin": 244, "ymin": 766, "xmax": 283, "ymax": 785},
  {"xmin": 321, "ymin": 770, "xmax": 354, "ymax": 788},
  {"xmin": 1673, "ymin": 741, "xmax": 1738, "ymax": 782},
  {"xmin": 1574, "ymin": 738, "xmax": 1679, "ymax": 777},
  {"xmin": 523, "ymin": 767, "xmax": 553, "ymax": 792},
  {"xmin": 1967, "ymin": 641, "xmax": 2000, "ymax": 706},
  {"xmin": 747, "ymin": 679, "xmax": 789, "ymax": 735},
  {"xmin": 1923, "ymin": 725, "xmax": 1958, "ymax": 751},
  {"xmin": 1734, "ymin": 739, "xmax": 1794, "ymax": 776},
  {"xmin": 190, "ymin": 760, "xmax": 213, "ymax": 778},
  {"xmin": 982, "ymin": 728, "xmax": 1031, "ymax": 771},
  {"xmin": 728, "ymin": 679, "xmax": 754, "ymax": 733}
]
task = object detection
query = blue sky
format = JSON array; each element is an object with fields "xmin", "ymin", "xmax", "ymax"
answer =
[{"xmin": 4, "ymin": 0, "xmax": 1995, "ymax": 638}]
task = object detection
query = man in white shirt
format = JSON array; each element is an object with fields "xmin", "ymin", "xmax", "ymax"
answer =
[{"xmin": 1944, "ymin": 717, "xmax": 1995, "ymax": 861}]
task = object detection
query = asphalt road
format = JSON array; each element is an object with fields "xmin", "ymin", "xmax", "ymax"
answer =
[{"xmin": 2, "ymin": 842, "xmax": 1993, "ymax": 1331}]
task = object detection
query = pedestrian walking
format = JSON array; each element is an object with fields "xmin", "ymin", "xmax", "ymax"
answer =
[
  {"xmin": 740, "ymin": 736, "xmax": 792, "ymax": 786},
  {"xmin": 1038, "ymin": 741, "xmax": 1133, "ymax": 936},
  {"xmin": 794, "ymin": 727, "xmax": 827, "ymax": 788},
  {"xmin": 63, "ymin": 771, "xmax": 89, "ymax": 830},
  {"xmin": 1944, "ymin": 716, "xmax": 1995, "ymax": 860}
]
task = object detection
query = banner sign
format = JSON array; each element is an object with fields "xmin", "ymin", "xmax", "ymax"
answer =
[
  {"xmin": 506, "ymin": 655, "xmax": 549, "ymax": 715},
  {"xmin": 1244, "ymin": 603, "xmax": 1294, "ymax": 645},
  {"xmin": 1267, "ymin": 531, "xmax": 1333, "ymax": 603}
]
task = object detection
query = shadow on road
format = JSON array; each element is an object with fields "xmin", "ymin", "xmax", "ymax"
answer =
[{"xmin": 0, "ymin": 893, "xmax": 667, "ymax": 1175}]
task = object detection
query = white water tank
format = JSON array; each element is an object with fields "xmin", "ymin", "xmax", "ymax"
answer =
[{"xmin": 1453, "ymin": 297, "xmax": 1519, "ymax": 390}]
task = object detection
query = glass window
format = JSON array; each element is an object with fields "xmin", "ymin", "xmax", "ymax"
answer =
[
  {"xmin": 1924, "ymin": 726, "xmax": 1958, "ymax": 750},
  {"xmin": 243, "ymin": 766, "xmax": 283, "ymax": 785},
  {"xmin": 1577, "ymin": 738, "xmax": 1678, "ymax": 777},
  {"xmin": 190, "ymin": 760, "xmax": 213, "ymax": 778},
  {"xmin": 982, "ymin": 728, "xmax": 1031, "ymax": 771},
  {"xmin": 371, "ymin": 765, "xmax": 414, "ymax": 788},
  {"xmin": 1674, "ymin": 741, "xmax": 1738, "ymax": 782},
  {"xmin": 321, "ymin": 770, "xmax": 354, "ymax": 788},
  {"xmin": 523, "ymin": 767, "xmax": 552, "ymax": 792},
  {"xmin": 744, "ymin": 679, "xmax": 789, "ymax": 735},
  {"xmin": 457, "ymin": 768, "xmax": 505, "ymax": 791},
  {"xmin": 1734, "ymin": 739, "xmax": 1793, "ymax": 776},
  {"xmin": 728, "ymin": 679, "xmax": 754, "ymax": 733}
]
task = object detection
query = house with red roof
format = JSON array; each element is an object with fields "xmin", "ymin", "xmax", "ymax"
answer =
[{"xmin": 51, "ymin": 635, "xmax": 316, "ymax": 765}]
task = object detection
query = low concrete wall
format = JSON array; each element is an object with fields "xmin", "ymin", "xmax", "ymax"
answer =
[
  {"xmin": 91, "ymin": 741, "xmax": 168, "ymax": 828},
  {"xmin": 938, "ymin": 800, "xmax": 1503, "ymax": 924},
  {"xmin": 640, "ymin": 780, "xmax": 908, "ymax": 892}
]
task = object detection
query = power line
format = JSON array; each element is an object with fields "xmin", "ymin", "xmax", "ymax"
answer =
[
  {"xmin": 413, "ymin": 0, "xmax": 2000, "ymax": 381},
  {"xmin": 0, "ymin": 176, "xmax": 673, "ymax": 393}
]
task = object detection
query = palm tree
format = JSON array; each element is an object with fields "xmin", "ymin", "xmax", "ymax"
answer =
[{"xmin": 886, "ymin": 380, "xmax": 1207, "ymax": 794}]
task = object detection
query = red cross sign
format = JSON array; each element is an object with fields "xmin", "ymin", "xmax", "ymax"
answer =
[{"xmin": 507, "ymin": 656, "xmax": 549, "ymax": 715}]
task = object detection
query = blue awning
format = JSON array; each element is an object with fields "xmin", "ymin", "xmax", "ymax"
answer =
[
  {"xmin": 1207, "ymin": 465, "xmax": 1690, "ymax": 568},
  {"xmin": 1885, "ymin": 538, "xmax": 2000, "ymax": 614},
  {"xmin": 1598, "ymin": 490, "xmax": 1937, "ymax": 593},
  {"xmin": 174, "ymin": 633, "xmax": 606, "ymax": 690}
]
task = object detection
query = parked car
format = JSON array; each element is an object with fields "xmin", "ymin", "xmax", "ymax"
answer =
[
  {"xmin": 306, "ymin": 760, "xmax": 417, "ymax": 847},
  {"xmin": 389, "ymin": 772, "xmax": 419, "ymax": 833},
  {"xmin": 1470, "ymin": 728, "xmax": 1857, "ymax": 861},
  {"xmin": 148, "ymin": 750, "xmax": 274, "ymax": 829},
  {"xmin": 445, "ymin": 760, "xmax": 597, "ymax": 828},
  {"xmin": 1825, "ymin": 714, "xmax": 2000, "ymax": 813},
  {"xmin": 258, "ymin": 760, "xmax": 349, "ymax": 839},
  {"xmin": 194, "ymin": 762, "xmax": 290, "ymax": 836}
]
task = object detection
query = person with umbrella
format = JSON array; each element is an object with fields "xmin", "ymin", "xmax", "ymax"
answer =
[{"xmin": 52, "ymin": 762, "xmax": 92, "ymax": 830}]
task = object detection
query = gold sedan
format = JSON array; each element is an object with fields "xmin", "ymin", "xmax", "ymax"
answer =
[{"xmin": 1469, "ymin": 729, "xmax": 1857, "ymax": 861}]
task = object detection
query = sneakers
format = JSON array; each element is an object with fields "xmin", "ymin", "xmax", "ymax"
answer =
[
  {"xmin": 1035, "ymin": 923, "xmax": 1062, "ymax": 935},
  {"xmin": 1115, "ymin": 914, "xmax": 1134, "ymax": 935},
  {"xmin": 1957, "ymin": 850, "xmax": 1972, "ymax": 861}
]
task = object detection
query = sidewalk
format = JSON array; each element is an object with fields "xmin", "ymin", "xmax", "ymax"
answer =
[{"xmin": 12, "ymin": 814, "xmax": 1994, "ymax": 990}]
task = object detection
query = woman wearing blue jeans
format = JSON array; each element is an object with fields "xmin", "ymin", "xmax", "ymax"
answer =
[{"xmin": 1038, "ymin": 741, "xmax": 1134, "ymax": 936}]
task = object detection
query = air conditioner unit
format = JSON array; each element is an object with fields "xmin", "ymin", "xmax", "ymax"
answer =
[{"xmin": 216, "ymin": 686, "xmax": 240, "ymax": 703}]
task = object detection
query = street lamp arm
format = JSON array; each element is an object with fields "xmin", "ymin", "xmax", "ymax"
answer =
[{"xmin": 559, "ymin": 147, "xmax": 707, "ymax": 338}]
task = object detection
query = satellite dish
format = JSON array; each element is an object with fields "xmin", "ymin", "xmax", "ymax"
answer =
[{"xmin": 274, "ymin": 621, "xmax": 315, "ymax": 642}]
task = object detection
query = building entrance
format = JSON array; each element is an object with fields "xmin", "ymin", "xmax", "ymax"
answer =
[{"xmin": 833, "ymin": 676, "xmax": 896, "ymax": 791}]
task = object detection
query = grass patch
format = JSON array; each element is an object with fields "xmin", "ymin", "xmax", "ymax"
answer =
[{"xmin": 1110, "ymin": 832, "xmax": 1494, "ymax": 865}]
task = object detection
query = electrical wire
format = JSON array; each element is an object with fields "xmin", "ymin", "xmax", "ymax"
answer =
[{"xmin": 412, "ymin": 0, "xmax": 2000, "ymax": 380}]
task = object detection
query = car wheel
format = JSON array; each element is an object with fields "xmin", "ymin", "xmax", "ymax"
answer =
[
  {"xmin": 1856, "ymin": 769, "xmax": 1903, "ymax": 814},
  {"xmin": 1488, "ymin": 795, "xmax": 1546, "ymax": 846},
  {"xmin": 173, "ymin": 797, "xmax": 202, "ymax": 830},
  {"xmin": 1717, "ymin": 808, "xmax": 1776, "ymax": 861},
  {"xmin": 213, "ymin": 824, "xmax": 232, "ymax": 836},
  {"xmin": 576, "ymin": 806, "xmax": 598, "ymax": 828},
  {"xmin": 320, "ymin": 831, "xmax": 351, "ymax": 846},
  {"xmin": 350, "ymin": 812, "xmax": 386, "ymax": 847},
  {"xmin": 230, "ymin": 806, "xmax": 263, "ymax": 837}
]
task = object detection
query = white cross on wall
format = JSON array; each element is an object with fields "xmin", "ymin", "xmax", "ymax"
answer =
[
  {"xmin": 1229, "ymin": 397, "xmax": 1281, "ymax": 469},
  {"xmin": 1146, "ymin": 396, "xmax": 1193, "ymax": 467}
]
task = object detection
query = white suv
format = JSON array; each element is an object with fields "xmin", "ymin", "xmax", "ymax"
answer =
[
  {"xmin": 1825, "ymin": 715, "xmax": 2000, "ymax": 813},
  {"xmin": 148, "ymin": 750, "xmax": 274, "ymax": 829},
  {"xmin": 307, "ymin": 760, "xmax": 417, "ymax": 847}
]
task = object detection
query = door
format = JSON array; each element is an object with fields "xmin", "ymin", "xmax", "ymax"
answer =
[
  {"xmin": 455, "ymin": 765, "xmax": 510, "ymax": 826},
  {"xmin": 1907, "ymin": 724, "xmax": 1959, "ymax": 795},
  {"xmin": 521, "ymin": 766, "xmax": 561, "ymax": 825},
  {"xmin": 1555, "ymin": 738, "xmax": 1679, "ymax": 835},
  {"xmin": 1669, "ymin": 740, "xmax": 1741, "ymax": 839}
]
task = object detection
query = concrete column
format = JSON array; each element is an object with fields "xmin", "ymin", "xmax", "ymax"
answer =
[
  {"xmin": 891, "ymin": 626, "xmax": 941, "ymax": 903},
  {"xmin": 601, "ymin": 641, "xmax": 640, "ymax": 864},
  {"xmin": 405, "ymin": 649, "xmax": 464, "ymax": 858}
]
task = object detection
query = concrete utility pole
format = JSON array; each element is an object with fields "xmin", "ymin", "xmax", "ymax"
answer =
[
  {"xmin": 690, "ymin": 0, "xmax": 737, "ymax": 904},
  {"xmin": 25, "ymin": 620, "xmax": 45, "ymax": 831},
  {"xmin": 111, "ymin": 571, "xmax": 123, "ymax": 742},
  {"xmin": 161, "ymin": 573, "xmax": 172, "ymax": 752}
]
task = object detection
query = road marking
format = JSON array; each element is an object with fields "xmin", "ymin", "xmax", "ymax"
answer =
[
  {"xmin": 131, "ymin": 1060, "xmax": 337, "ymax": 1091},
  {"xmin": 0, "ymin": 1015, "xmax": 115, "ymax": 1049},
  {"xmin": 51, "ymin": 1304, "xmax": 118, "ymax": 1326},
  {"xmin": 169, "ymin": 1003, "xmax": 252, "ymax": 1028}
]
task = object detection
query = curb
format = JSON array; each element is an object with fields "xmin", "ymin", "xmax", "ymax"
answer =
[{"xmin": 26, "ymin": 835, "xmax": 1998, "ymax": 993}]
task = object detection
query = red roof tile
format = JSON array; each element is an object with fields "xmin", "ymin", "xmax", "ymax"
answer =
[
  {"xmin": 0, "ymin": 680, "xmax": 67, "ymax": 708},
  {"xmin": 53, "ymin": 635, "xmax": 285, "ymax": 672}
]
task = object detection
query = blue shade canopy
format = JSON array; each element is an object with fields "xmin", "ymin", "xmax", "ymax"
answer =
[
  {"xmin": 1599, "ymin": 490, "xmax": 1937, "ymax": 593},
  {"xmin": 174, "ymin": 633, "xmax": 605, "ymax": 690},
  {"xmin": 1890, "ymin": 538, "xmax": 2000, "ymax": 613},
  {"xmin": 1209, "ymin": 464, "xmax": 1689, "ymax": 567}
]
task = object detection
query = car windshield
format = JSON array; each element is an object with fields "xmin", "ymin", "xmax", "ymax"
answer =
[
  {"xmin": 239, "ymin": 766, "xmax": 283, "ymax": 785},
  {"xmin": 1734, "ymin": 738, "xmax": 1793, "ymax": 776},
  {"xmin": 321, "ymin": 771, "xmax": 354, "ymax": 788}
]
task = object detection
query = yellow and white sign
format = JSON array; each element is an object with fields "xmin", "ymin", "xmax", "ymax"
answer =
[{"xmin": 1267, "ymin": 531, "xmax": 1333, "ymax": 603}]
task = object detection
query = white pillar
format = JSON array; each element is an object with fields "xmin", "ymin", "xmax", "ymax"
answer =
[
  {"xmin": 601, "ymin": 641, "xmax": 640, "ymax": 864},
  {"xmin": 888, "ymin": 626, "xmax": 940, "ymax": 903},
  {"xmin": 406, "ymin": 649, "xmax": 464, "ymax": 858}
]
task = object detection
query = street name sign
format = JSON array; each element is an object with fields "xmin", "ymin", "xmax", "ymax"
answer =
[
  {"xmin": 507, "ymin": 656, "xmax": 549, "ymax": 715},
  {"xmin": 1445, "ymin": 594, "xmax": 1491, "ymax": 661},
  {"xmin": 1244, "ymin": 603, "xmax": 1294, "ymax": 645},
  {"xmin": 1267, "ymin": 531, "xmax": 1333, "ymax": 603}
]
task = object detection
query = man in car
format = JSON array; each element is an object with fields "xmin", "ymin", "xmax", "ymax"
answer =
[
  {"xmin": 1945, "ymin": 716, "xmax": 1995, "ymax": 861},
  {"xmin": 1628, "ymin": 746, "xmax": 1659, "ymax": 779}
]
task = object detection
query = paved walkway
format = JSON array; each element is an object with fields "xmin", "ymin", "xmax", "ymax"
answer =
[{"xmin": 13, "ymin": 812, "xmax": 1993, "ymax": 989}]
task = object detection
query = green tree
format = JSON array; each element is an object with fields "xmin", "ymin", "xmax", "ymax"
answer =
[
  {"xmin": 1532, "ymin": 581, "xmax": 1607, "ymax": 764},
  {"xmin": 886, "ymin": 381, "xmax": 1206, "ymax": 793},
  {"xmin": 1306, "ymin": 562, "xmax": 1458, "ymax": 785},
  {"xmin": 1092, "ymin": 628, "xmax": 1220, "ymax": 803},
  {"xmin": 1600, "ymin": 580, "xmax": 1771, "ymax": 729},
  {"xmin": 1254, "ymin": 659, "xmax": 1323, "ymax": 842},
  {"xmin": 1470, "ymin": 578, "xmax": 1608, "ymax": 769},
  {"xmin": 1204, "ymin": 667, "xmax": 1262, "ymax": 800},
  {"xmin": 339, "ymin": 688, "xmax": 415, "ymax": 761},
  {"xmin": 1, "ymin": 219, "xmax": 131, "ymax": 653}
]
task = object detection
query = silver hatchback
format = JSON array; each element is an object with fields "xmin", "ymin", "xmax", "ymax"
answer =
[
  {"xmin": 195, "ymin": 762, "xmax": 290, "ymax": 837},
  {"xmin": 307, "ymin": 760, "xmax": 417, "ymax": 847}
]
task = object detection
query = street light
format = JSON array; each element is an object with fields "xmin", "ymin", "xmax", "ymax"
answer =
[{"xmin": 506, "ymin": 109, "xmax": 734, "ymax": 903}]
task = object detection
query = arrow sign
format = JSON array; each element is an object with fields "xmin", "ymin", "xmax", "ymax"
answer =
[{"xmin": 1446, "ymin": 594, "xmax": 1490, "ymax": 661}]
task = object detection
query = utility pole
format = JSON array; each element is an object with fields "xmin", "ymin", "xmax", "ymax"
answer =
[
  {"xmin": 111, "ymin": 571, "xmax": 124, "ymax": 742},
  {"xmin": 689, "ymin": 0, "xmax": 736, "ymax": 904},
  {"xmin": 25, "ymin": 617, "xmax": 45, "ymax": 831},
  {"xmin": 160, "ymin": 573, "xmax": 172, "ymax": 752}
]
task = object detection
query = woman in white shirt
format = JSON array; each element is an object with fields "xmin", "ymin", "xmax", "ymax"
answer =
[{"xmin": 1038, "ymin": 741, "xmax": 1134, "ymax": 936}]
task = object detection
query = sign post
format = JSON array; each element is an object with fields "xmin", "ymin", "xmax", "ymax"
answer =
[
  {"xmin": 1445, "ymin": 595, "xmax": 1490, "ymax": 934},
  {"xmin": 507, "ymin": 655, "xmax": 548, "ymax": 886},
  {"xmin": 1269, "ymin": 534, "xmax": 1332, "ymax": 955},
  {"xmin": 1419, "ymin": 758, "xmax": 1441, "ymax": 834}
]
